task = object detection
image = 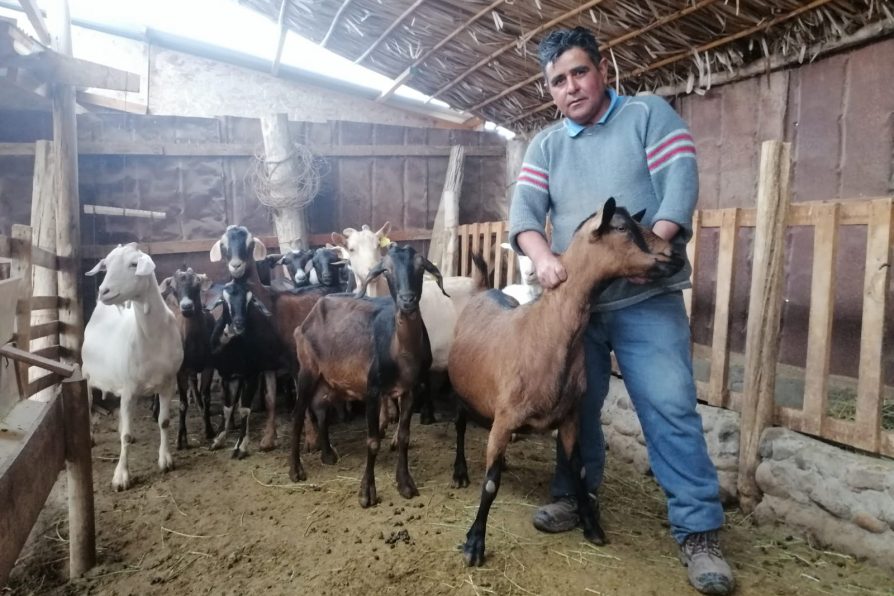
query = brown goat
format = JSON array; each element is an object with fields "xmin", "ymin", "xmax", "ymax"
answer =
[
  {"xmin": 289, "ymin": 244, "xmax": 446, "ymax": 508},
  {"xmin": 448, "ymin": 197, "xmax": 684, "ymax": 566}
]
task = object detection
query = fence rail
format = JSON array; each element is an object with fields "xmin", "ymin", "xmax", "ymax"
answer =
[{"xmin": 454, "ymin": 196, "xmax": 893, "ymax": 459}]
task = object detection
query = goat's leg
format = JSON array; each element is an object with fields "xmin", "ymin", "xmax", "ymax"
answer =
[
  {"xmin": 314, "ymin": 397, "xmax": 338, "ymax": 465},
  {"xmin": 359, "ymin": 391, "xmax": 382, "ymax": 508},
  {"xmin": 157, "ymin": 382, "xmax": 175, "ymax": 473},
  {"xmin": 259, "ymin": 371, "xmax": 277, "ymax": 451},
  {"xmin": 176, "ymin": 370, "xmax": 190, "ymax": 450},
  {"xmin": 558, "ymin": 417, "xmax": 606, "ymax": 545},
  {"xmin": 289, "ymin": 370, "xmax": 316, "ymax": 482},
  {"xmin": 463, "ymin": 419, "xmax": 512, "ymax": 567},
  {"xmin": 112, "ymin": 392, "xmax": 135, "ymax": 491},
  {"xmin": 451, "ymin": 405, "xmax": 470, "ymax": 488},
  {"xmin": 303, "ymin": 409, "xmax": 321, "ymax": 453},
  {"xmin": 151, "ymin": 393, "xmax": 160, "ymax": 422},
  {"xmin": 417, "ymin": 371, "xmax": 437, "ymax": 425},
  {"xmin": 233, "ymin": 376, "xmax": 255, "ymax": 459},
  {"xmin": 211, "ymin": 376, "xmax": 236, "ymax": 450},
  {"xmin": 395, "ymin": 390, "xmax": 419, "ymax": 499},
  {"xmin": 199, "ymin": 367, "xmax": 215, "ymax": 440}
]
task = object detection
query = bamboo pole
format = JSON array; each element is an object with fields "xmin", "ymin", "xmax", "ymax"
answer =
[
  {"xmin": 61, "ymin": 368, "xmax": 96, "ymax": 578},
  {"xmin": 49, "ymin": 0, "xmax": 83, "ymax": 367},
  {"xmin": 737, "ymin": 140, "xmax": 791, "ymax": 513},
  {"xmin": 260, "ymin": 113, "xmax": 310, "ymax": 252},
  {"xmin": 354, "ymin": 0, "xmax": 427, "ymax": 64}
]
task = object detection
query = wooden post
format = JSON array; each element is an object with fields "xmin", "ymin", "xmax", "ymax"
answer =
[
  {"xmin": 49, "ymin": 0, "xmax": 84, "ymax": 367},
  {"xmin": 737, "ymin": 140, "xmax": 791, "ymax": 513},
  {"xmin": 30, "ymin": 140, "xmax": 59, "ymax": 397},
  {"xmin": 60, "ymin": 368, "xmax": 96, "ymax": 578},
  {"xmin": 428, "ymin": 145, "xmax": 464, "ymax": 276},
  {"xmin": 708, "ymin": 208, "xmax": 740, "ymax": 408},
  {"xmin": 503, "ymin": 137, "xmax": 528, "ymax": 218},
  {"xmin": 260, "ymin": 113, "xmax": 310, "ymax": 252},
  {"xmin": 11, "ymin": 225, "xmax": 33, "ymax": 395}
]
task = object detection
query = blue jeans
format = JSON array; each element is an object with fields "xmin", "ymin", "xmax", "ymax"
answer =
[{"xmin": 551, "ymin": 291, "xmax": 724, "ymax": 543}]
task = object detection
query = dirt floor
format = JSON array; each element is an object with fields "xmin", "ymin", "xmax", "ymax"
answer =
[{"xmin": 5, "ymin": 397, "xmax": 894, "ymax": 596}]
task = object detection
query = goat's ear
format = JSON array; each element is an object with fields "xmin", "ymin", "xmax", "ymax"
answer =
[
  {"xmin": 376, "ymin": 221, "xmax": 392, "ymax": 238},
  {"xmin": 252, "ymin": 239, "xmax": 267, "ymax": 261},
  {"xmin": 135, "ymin": 253, "xmax": 156, "ymax": 276},
  {"xmin": 594, "ymin": 197, "xmax": 617, "ymax": 235},
  {"xmin": 209, "ymin": 240, "xmax": 223, "ymax": 262},
  {"xmin": 85, "ymin": 258, "xmax": 106, "ymax": 277},
  {"xmin": 631, "ymin": 209, "xmax": 646, "ymax": 223},
  {"xmin": 341, "ymin": 228, "xmax": 357, "ymax": 237},
  {"xmin": 303, "ymin": 259, "xmax": 315, "ymax": 274},
  {"xmin": 159, "ymin": 276, "xmax": 174, "ymax": 297},
  {"xmin": 198, "ymin": 274, "xmax": 213, "ymax": 291},
  {"xmin": 356, "ymin": 262, "xmax": 386, "ymax": 298},
  {"xmin": 421, "ymin": 257, "xmax": 450, "ymax": 298}
]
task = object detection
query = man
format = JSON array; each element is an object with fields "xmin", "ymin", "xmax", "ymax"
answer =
[{"xmin": 508, "ymin": 27, "xmax": 734, "ymax": 595}]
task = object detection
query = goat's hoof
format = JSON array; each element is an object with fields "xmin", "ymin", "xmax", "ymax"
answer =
[
  {"xmin": 177, "ymin": 438, "xmax": 189, "ymax": 451},
  {"xmin": 210, "ymin": 434, "xmax": 226, "ymax": 451},
  {"xmin": 111, "ymin": 469, "xmax": 131, "ymax": 491},
  {"xmin": 304, "ymin": 440, "xmax": 321, "ymax": 454},
  {"xmin": 398, "ymin": 478, "xmax": 419, "ymax": 499},
  {"xmin": 462, "ymin": 535, "xmax": 486, "ymax": 567},
  {"xmin": 583, "ymin": 524, "xmax": 607, "ymax": 546},
  {"xmin": 289, "ymin": 466, "xmax": 306, "ymax": 483},
  {"xmin": 358, "ymin": 486, "xmax": 379, "ymax": 508},
  {"xmin": 320, "ymin": 449, "xmax": 339, "ymax": 465},
  {"xmin": 231, "ymin": 448, "xmax": 249, "ymax": 460},
  {"xmin": 259, "ymin": 434, "xmax": 276, "ymax": 451},
  {"xmin": 451, "ymin": 473, "xmax": 470, "ymax": 489},
  {"xmin": 204, "ymin": 428, "xmax": 216, "ymax": 441},
  {"xmin": 158, "ymin": 453, "xmax": 174, "ymax": 473}
]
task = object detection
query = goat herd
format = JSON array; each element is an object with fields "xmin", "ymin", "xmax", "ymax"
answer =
[{"xmin": 79, "ymin": 197, "xmax": 683, "ymax": 567}]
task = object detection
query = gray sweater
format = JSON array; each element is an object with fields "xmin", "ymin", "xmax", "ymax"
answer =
[{"xmin": 509, "ymin": 92, "xmax": 698, "ymax": 312}]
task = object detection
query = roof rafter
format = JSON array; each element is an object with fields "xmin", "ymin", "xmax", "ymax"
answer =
[
  {"xmin": 320, "ymin": 0, "xmax": 355, "ymax": 48},
  {"xmin": 375, "ymin": 0, "xmax": 507, "ymax": 102},
  {"xmin": 469, "ymin": 0, "xmax": 721, "ymax": 113},
  {"xmin": 354, "ymin": 0, "xmax": 427, "ymax": 65},
  {"xmin": 16, "ymin": 0, "xmax": 50, "ymax": 45},
  {"xmin": 429, "ymin": 0, "xmax": 609, "ymax": 102},
  {"xmin": 271, "ymin": 0, "xmax": 289, "ymax": 75},
  {"xmin": 505, "ymin": 0, "xmax": 837, "ymax": 128}
]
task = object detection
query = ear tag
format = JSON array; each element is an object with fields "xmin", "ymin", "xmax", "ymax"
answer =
[{"xmin": 379, "ymin": 236, "xmax": 392, "ymax": 248}]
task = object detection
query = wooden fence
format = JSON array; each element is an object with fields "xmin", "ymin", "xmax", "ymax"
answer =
[
  {"xmin": 454, "ymin": 199, "xmax": 893, "ymax": 460},
  {"xmin": 0, "ymin": 225, "xmax": 96, "ymax": 585}
]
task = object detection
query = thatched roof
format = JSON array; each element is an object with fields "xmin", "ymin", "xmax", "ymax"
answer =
[{"xmin": 239, "ymin": 0, "xmax": 894, "ymax": 132}]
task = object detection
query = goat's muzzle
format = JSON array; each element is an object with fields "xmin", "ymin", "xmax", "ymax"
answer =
[
  {"xmin": 648, "ymin": 251, "xmax": 685, "ymax": 279},
  {"xmin": 179, "ymin": 300, "xmax": 196, "ymax": 317},
  {"xmin": 396, "ymin": 291, "xmax": 419, "ymax": 314},
  {"xmin": 228, "ymin": 261, "xmax": 246, "ymax": 278},
  {"xmin": 98, "ymin": 286, "xmax": 120, "ymax": 305}
]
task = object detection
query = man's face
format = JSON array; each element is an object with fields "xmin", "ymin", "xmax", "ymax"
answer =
[{"xmin": 545, "ymin": 47, "xmax": 610, "ymax": 126}]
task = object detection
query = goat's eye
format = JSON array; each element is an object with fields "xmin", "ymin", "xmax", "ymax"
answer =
[
  {"xmin": 129, "ymin": 262, "xmax": 138, "ymax": 268},
  {"xmin": 616, "ymin": 225, "xmax": 627, "ymax": 232}
]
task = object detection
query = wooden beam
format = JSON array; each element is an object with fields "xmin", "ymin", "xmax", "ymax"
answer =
[
  {"xmin": 707, "ymin": 208, "xmax": 740, "ymax": 408},
  {"xmin": 320, "ymin": 0, "xmax": 355, "ymax": 48},
  {"xmin": 853, "ymin": 199, "xmax": 892, "ymax": 452},
  {"xmin": 354, "ymin": 0, "xmax": 427, "ymax": 65},
  {"xmin": 83, "ymin": 204, "xmax": 166, "ymax": 219},
  {"xmin": 10, "ymin": 225, "xmax": 32, "ymax": 393},
  {"xmin": 469, "ymin": 0, "xmax": 720, "ymax": 113},
  {"xmin": 430, "ymin": 0, "xmax": 609, "ymax": 101},
  {"xmin": 7, "ymin": 50, "xmax": 140, "ymax": 91},
  {"xmin": 16, "ymin": 0, "xmax": 51, "ymax": 45},
  {"xmin": 75, "ymin": 90, "xmax": 146, "ymax": 114},
  {"xmin": 0, "ymin": 141, "xmax": 505, "ymax": 157},
  {"xmin": 376, "ymin": 0, "xmax": 507, "ymax": 102},
  {"xmin": 0, "ymin": 342, "xmax": 76, "ymax": 377},
  {"xmin": 737, "ymin": 140, "xmax": 792, "ymax": 514},
  {"xmin": 0, "ymin": 397, "xmax": 65, "ymax": 586},
  {"xmin": 504, "ymin": 100, "xmax": 555, "ymax": 126},
  {"xmin": 61, "ymin": 372, "xmax": 96, "ymax": 578},
  {"xmin": 271, "ymin": 0, "xmax": 289, "ymax": 76}
]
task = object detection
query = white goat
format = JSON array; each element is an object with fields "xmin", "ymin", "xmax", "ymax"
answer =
[
  {"xmin": 499, "ymin": 242, "xmax": 542, "ymax": 304},
  {"xmin": 83, "ymin": 243, "xmax": 184, "ymax": 491}
]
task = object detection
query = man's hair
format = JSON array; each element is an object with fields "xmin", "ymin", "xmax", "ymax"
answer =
[{"xmin": 538, "ymin": 26, "xmax": 602, "ymax": 73}]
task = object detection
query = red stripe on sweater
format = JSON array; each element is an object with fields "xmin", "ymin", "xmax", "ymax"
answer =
[
  {"xmin": 648, "ymin": 145, "xmax": 696, "ymax": 171},
  {"xmin": 646, "ymin": 133, "xmax": 694, "ymax": 160},
  {"xmin": 520, "ymin": 166, "xmax": 548, "ymax": 180},
  {"xmin": 518, "ymin": 175, "xmax": 548, "ymax": 190}
]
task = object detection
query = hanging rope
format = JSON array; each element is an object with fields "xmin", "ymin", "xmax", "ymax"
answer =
[{"xmin": 246, "ymin": 142, "xmax": 324, "ymax": 210}]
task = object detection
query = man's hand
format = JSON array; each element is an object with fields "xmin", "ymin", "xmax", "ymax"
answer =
[{"xmin": 533, "ymin": 253, "xmax": 567, "ymax": 289}]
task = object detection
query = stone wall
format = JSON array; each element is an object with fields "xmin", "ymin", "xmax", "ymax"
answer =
[
  {"xmin": 754, "ymin": 428, "xmax": 894, "ymax": 572},
  {"xmin": 602, "ymin": 378, "xmax": 894, "ymax": 572}
]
